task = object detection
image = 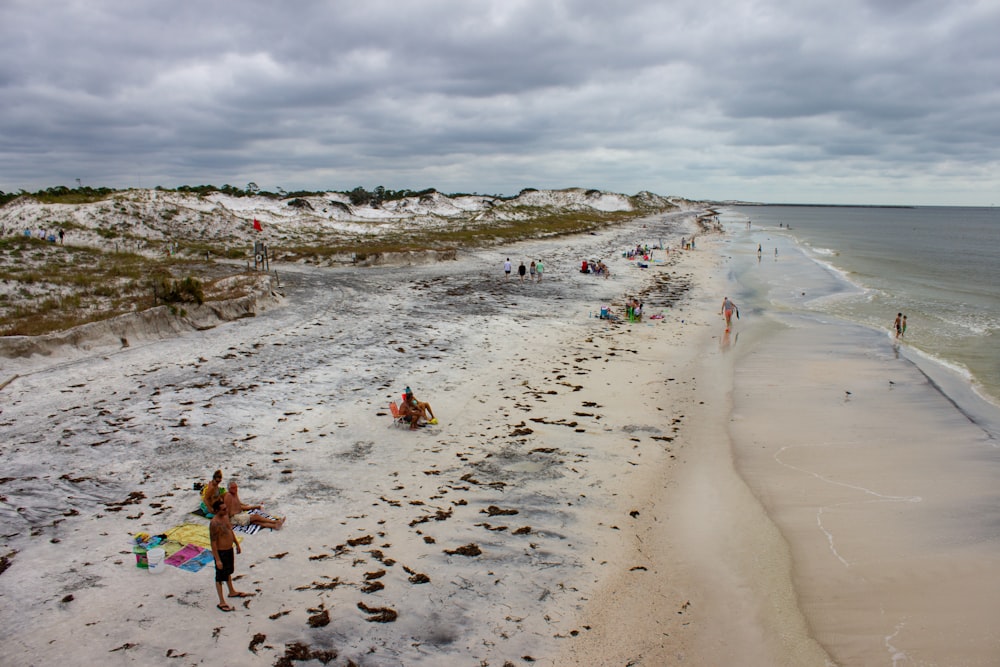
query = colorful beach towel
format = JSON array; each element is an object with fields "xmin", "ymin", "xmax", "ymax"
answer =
[
  {"xmin": 178, "ymin": 549, "xmax": 215, "ymax": 573},
  {"xmin": 164, "ymin": 543, "xmax": 205, "ymax": 567}
]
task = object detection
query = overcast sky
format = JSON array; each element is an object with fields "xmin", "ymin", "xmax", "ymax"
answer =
[{"xmin": 2, "ymin": 0, "xmax": 998, "ymax": 205}]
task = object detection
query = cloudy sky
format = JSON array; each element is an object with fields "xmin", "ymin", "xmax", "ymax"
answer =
[{"xmin": 2, "ymin": 0, "xmax": 998, "ymax": 205}]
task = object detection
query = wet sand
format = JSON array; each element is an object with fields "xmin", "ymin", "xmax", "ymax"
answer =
[{"xmin": 730, "ymin": 312, "xmax": 1000, "ymax": 665}]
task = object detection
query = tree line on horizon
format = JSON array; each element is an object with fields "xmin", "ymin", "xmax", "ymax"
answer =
[{"xmin": 0, "ymin": 183, "xmax": 538, "ymax": 208}]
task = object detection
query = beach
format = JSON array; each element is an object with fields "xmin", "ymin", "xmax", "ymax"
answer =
[
  {"xmin": 3, "ymin": 205, "xmax": 998, "ymax": 666},
  {"xmin": 1, "ymin": 208, "xmax": 781, "ymax": 667}
]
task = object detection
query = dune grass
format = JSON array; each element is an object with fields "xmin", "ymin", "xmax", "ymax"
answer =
[
  {"xmin": 1, "ymin": 202, "xmax": 663, "ymax": 337},
  {"xmin": 0, "ymin": 237, "xmax": 248, "ymax": 336}
]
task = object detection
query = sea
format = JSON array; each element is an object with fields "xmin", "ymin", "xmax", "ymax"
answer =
[
  {"xmin": 725, "ymin": 204, "xmax": 1000, "ymax": 422},
  {"xmin": 712, "ymin": 205, "xmax": 1000, "ymax": 663}
]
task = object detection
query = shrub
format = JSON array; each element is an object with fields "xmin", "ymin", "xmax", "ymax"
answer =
[{"xmin": 151, "ymin": 275, "xmax": 204, "ymax": 305}]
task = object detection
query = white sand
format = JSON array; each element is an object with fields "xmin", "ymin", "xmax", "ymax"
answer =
[{"xmin": 6, "ymin": 210, "xmax": 821, "ymax": 666}]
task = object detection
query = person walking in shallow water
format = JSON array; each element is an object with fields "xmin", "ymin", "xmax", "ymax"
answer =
[
  {"xmin": 721, "ymin": 296, "xmax": 738, "ymax": 331},
  {"xmin": 894, "ymin": 313, "xmax": 903, "ymax": 338}
]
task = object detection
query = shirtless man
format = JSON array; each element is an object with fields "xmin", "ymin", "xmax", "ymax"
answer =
[
  {"xmin": 224, "ymin": 481, "xmax": 285, "ymax": 530},
  {"xmin": 209, "ymin": 499, "xmax": 251, "ymax": 611}
]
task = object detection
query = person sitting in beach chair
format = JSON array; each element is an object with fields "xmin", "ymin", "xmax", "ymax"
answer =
[
  {"xmin": 397, "ymin": 396, "xmax": 424, "ymax": 430},
  {"xmin": 224, "ymin": 480, "xmax": 285, "ymax": 530},
  {"xmin": 403, "ymin": 386, "xmax": 437, "ymax": 426}
]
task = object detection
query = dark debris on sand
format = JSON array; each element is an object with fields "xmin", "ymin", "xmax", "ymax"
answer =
[
  {"xmin": 444, "ymin": 543, "xmax": 482, "ymax": 557},
  {"xmin": 274, "ymin": 641, "xmax": 339, "ymax": 666},
  {"xmin": 357, "ymin": 601, "xmax": 398, "ymax": 623}
]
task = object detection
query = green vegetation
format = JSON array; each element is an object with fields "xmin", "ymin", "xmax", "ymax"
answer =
[
  {"xmin": 276, "ymin": 206, "xmax": 643, "ymax": 262},
  {"xmin": 150, "ymin": 274, "xmax": 204, "ymax": 305},
  {"xmin": 0, "ymin": 236, "xmax": 247, "ymax": 336},
  {"xmin": 0, "ymin": 183, "xmax": 675, "ymax": 338}
]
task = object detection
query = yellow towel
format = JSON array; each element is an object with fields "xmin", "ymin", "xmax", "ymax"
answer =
[{"xmin": 165, "ymin": 523, "xmax": 242, "ymax": 549}]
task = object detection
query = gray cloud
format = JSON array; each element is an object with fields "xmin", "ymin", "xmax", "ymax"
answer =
[{"xmin": 1, "ymin": 0, "xmax": 997, "ymax": 204}]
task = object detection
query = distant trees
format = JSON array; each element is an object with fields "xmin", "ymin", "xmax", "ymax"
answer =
[
  {"xmin": 344, "ymin": 186, "xmax": 440, "ymax": 207},
  {"xmin": 0, "ymin": 183, "xmax": 505, "ymax": 209},
  {"xmin": 3, "ymin": 185, "xmax": 117, "ymax": 204}
]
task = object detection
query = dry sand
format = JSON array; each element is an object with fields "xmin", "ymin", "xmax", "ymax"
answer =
[{"xmin": 4, "ymin": 209, "xmax": 831, "ymax": 666}]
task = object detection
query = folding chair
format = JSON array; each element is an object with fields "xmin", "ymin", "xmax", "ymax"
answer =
[{"xmin": 389, "ymin": 401, "xmax": 408, "ymax": 428}]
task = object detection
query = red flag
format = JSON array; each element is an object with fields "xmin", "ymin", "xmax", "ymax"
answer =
[{"xmin": 252, "ymin": 218, "xmax": 263, "ymax": 232}]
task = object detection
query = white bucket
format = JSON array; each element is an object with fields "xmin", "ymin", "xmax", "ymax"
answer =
[{"xmin": 147, "ymin": 547, "xmax": 166, "ymax": 574}]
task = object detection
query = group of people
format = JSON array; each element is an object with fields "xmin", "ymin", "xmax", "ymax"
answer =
[
  {"xmin": 397, "ymin": 386, "xmax": 437, "ymax": 430},
  {"xmin": 199, "ymin": 469, "xmax": 284, "ymax": 612},
  {"xmin": 14, "ymin": 227, "xmax": 64, "ymax": 243},
  {"xmin": 625, "ymin": 244, "xmax": 653, "ymax": 260},
  {"xmin": 580, "ymin": 260, "xmax": 610, "ymax": 278},
  {"xmin": 503, "ymin": 258, "xmax": 544, "ymax": 282},
  {"xmin": 893, "ymin": 312, "xmax": 908, "ymax": 338},
  {"xmin": 626, "ymin": 298, "xmax": 643, "ymax": 322}
]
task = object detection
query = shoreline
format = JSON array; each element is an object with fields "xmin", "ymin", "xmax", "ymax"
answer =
[
  {"xmin": 9, "ymin": 208, "xmax": 994, "ymax": 665},
  {"xmin": 555, "ymin": 236, "xmax": 832, "ymax": 665},
  {"xmin": 720, "ymin": 217, "xmax": 1000, "ymax": 665}
]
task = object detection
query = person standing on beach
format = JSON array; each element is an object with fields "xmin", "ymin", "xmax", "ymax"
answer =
[
  {"xmin": 504, "ymin": 258, "xmax": 512, "ymax": 279},
  {"xmin": 535, "ymin": 259, "xmax": 544, "ymax": 281},
  {"xmin": 529, "ymin": 261, "xmax": 536, "ymax": 281},
  {"xmin": 518, "ymin": 261, "xmax": 527, "ymax": 282},
  {"xmin": 210, "ymin": 499, "xmax": 250, "ymax": 611},
  {"xmin": 721, "ymin": 297, "xmax": 738, "ymax": 331},
  {"xmin": 894, "ymin": 313, "xmax": 902, "ymax": 338}
]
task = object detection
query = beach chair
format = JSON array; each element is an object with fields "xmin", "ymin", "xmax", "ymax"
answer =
[{"xmin": 388, "ymin": 401, "xmax": 408, "ymax": 428}]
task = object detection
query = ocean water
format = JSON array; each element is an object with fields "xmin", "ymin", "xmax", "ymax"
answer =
[
  {"xmin": 727, "ymin": 205, "xmax": 1000, "ymax": 409},
  {"xmin": 715, "ymin": 206, "xmax": 1000, "ymax": 663}
]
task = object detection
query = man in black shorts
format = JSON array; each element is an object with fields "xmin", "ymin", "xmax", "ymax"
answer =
[{"xmin": 210, "ymin": 499, "xmax": 251, "ymax": 611}]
